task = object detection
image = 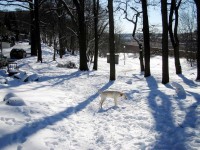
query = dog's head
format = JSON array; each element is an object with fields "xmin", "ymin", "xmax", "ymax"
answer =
[{"xmin": 120, "ymin": 93, "xmax": 127, "ymax": 99}]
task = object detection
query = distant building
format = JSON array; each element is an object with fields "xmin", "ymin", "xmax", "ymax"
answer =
[{"xmin": 123, "ymin": 41, "xmax": 139, "ymax": 53}]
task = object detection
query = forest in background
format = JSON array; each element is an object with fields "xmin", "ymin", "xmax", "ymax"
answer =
[{"xmin": 0, "ymin": 0, "xmax": 199, "ymax": 83}]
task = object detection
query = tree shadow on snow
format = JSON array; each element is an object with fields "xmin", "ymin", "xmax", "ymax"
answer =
[
  {"xmin": 98, "ymin": 106, "xmax": 119, "ymax": 113},
  {"xmin": 39, "ymin": 70, "xmax": 86, "ymax": 84},
  {"xmin": 1, "ymin": 71, "xmax": 88, "ymax": 93},
  {"xmin": 178, "ymin": 74, "xmax": 198, "ymax": 87},
  {"xmin": 0, "ymin": 81, "xmax": 114, "ymax": 149},
  {"xmin": 145, "ymin": 76, "xmax": 197, "ymax": 149},
  {"xmin": 29, "ymin": 71, "xmax": 87, "ymax": 91},
  {"xmin": 181, "ymin": 91, "xmax": 200, "ymax": 128}
]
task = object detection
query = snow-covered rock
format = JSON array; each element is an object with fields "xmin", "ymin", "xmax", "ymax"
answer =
[
  {"xmin": 25, "ymin": 73, "xmax": 39, "ymax": 82},
  {"xmin": 3, "ymin": 92, "xmax": 26, "ymax": 106},
  {"xmin": 13, "ymin": 71, "xmax": 28, "ymax": 81},
  {"xmin": 3, "ymin": 92, "xmax": 18, "ymax": 101},
  {"xmin": 13, "ymin": 71, "xmax": 39, "ymax": 82},
  {"xmin": 0, "ymin": 77, "xmax": 7, "ymax": 84},
  {"xmin": 5, "ymin": 97, "xmax": 26, "ymax": 106}
]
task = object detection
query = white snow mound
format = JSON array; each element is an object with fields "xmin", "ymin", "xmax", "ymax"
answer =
[
  {"xmin": 3, "ymin": 92, "xmax": 18, "ymax": 101},
  {"xmin": 3, "ymin": 92, "xmax": 26, "ymax": 106}
]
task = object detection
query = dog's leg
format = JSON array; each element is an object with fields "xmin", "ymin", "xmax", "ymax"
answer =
[
  {"xmin": 99, "ymin": 98, "xmax": 106, "ymax": 109},
  {"xmin": 114, "ymin": 98, "xmax": 117, "ymax": 107}
]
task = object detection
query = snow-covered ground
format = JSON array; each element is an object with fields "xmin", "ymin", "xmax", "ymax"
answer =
[{"xmin": 0, "ymin": 43, "xmax": 200, "ymax": 150}]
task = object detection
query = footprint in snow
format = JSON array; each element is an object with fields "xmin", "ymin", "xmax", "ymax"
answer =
[{"xmin": 126, "ymin": 80, "xmax": 132, "ymax": 84}]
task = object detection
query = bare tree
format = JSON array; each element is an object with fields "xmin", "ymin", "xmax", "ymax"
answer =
[
  {"xmin": 141, "ymin": 0, "xmax": 151, "ymax": 77},
  {"xmin": 179, "ymin": 5, "xmax": 196, "ymax": 66},
  {"xmin": 34, "ymin": 0, "xmax": 42, "ymax": 62},
  {"xmin": 161, "ymin": 0, "xmax": 169, "ymax": 84},
  {"xmin": 73, "ymin": 0, "xmax": 88, "ymax": 70},
  {"xmin": 93, "ymin": 0, "xmax": 99, "ymax": 70},
  {"xmin": 60, "ymin": 0, "xmax": 88, "ymax": 71},
  {"xmin": 168, "ymin": 0, "xmax": 182, "ymax": 74},
  {"xmin": 116, "ymin": 0, "xmax": 151, "ymax": 76},
  {"xmin": 116, "ymin": 0, "xmax": 144, "ymax": 72},
  {"xmin": 193, "ymin": 0, "xmax": 200, "ymax": 80},
  {"xmin": 0, "ymin": 0, "xmax": 43, "ymax": 62},
  {"xmin": 29, "ymin": 0, "xmax": 37, "ymax": 56},
  {"xmin": 56, "ymin": 0, "xmax": 66, "ymax": 58},
  {"xmin": 39, "ymin": 1, "xmax": 59, "ymax": 60},
  {"xmin": 108, "ymin": 0, "xmax": 116, "ymax": 80}
]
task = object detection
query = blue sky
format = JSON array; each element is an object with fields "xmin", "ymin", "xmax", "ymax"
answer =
[{"xmin": 117, "ymin": 7, "xmax": 162, "ymax": 34}]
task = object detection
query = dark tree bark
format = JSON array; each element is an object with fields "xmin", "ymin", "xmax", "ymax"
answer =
[
  {"xmin": 161, "ymin": 0, "xmax": 169, "ymax": 84},
  {"xmin": 141, "ymin": 0, "xmax": 151, "ymax": 77},
  {"xmin": 139, "ymin": 44, "xmax": 145, "ymax": 72},
  {"xmin": 169, "ymin": 0, "xmax": 182, "ymax": 74},
  {"xmin": 60, "ymin": 0, "xmax": 88, "ymax": 70},
  {"xmin": 117, "ymin": 1, "xmax": 144, "ymax": 72},
  {"xmin": 93, "ymin": 0, "xmax": 99, "ymax": 70},
  {"xmin": 57, "ymin": 1, "xmax": 65, "ymax": 58},
  {"xmin": 73, "ymin": 0, "xmax": 88, "ymax": 71},
  {"xmin": 53, "ymin": 38, "xmax": 56, "ymax": 61},
  {"xmin": 35, "ymin": 0, "xmax": 42, "ymax": 62},
  {"xmin": 108, "ymin": 0, "xmax": 115, "ymax": 80},
  {"xmin": 194, "ymin": 0, "xmax": 200, "ymax": 80},
  {"xmin": 58, "ymin": 31, "xmax": 65, "ymax": 58},
  {"xmin": 131, "ymin": 12, "xmax": 144, "ymax": 72},
  {"xmin": 29, "ymin": 0, "xmax": 37, "ymax": 56},
  {"xmin": 0, "ymin": 0, "xmax": 41, "ymax": 58},
  {"xmin": 70, "ymin": 35, "xmax": 75, "ymax": 55}
]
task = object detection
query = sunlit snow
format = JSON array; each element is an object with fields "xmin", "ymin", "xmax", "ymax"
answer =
[{"xmin": 0, "ymin": 42, "xmax": 200, "ymax": 150}]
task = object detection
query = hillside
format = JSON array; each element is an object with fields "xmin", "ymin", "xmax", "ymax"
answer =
[{"xmin": 0, "ymin": 42, "xmax": 199, "ymax": 150}]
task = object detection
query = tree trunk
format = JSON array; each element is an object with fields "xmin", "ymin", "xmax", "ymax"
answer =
[
  {"xmin": 194, "ymin": 0, "xmax": 200, "ymax": 80},
  {"xmin": 53, "ymin": 38, "xmax": 56, "ymax": 61},
  {"xmin": 141, "ymin": 0, "xmax": 151, "ymax": 77},
  {"xmin": 29, "ymin": 0, "xmax": 37, "ymax": 56},
  {"xmin": 161, "ymin": 0, "xmax": 169, "ymax": 84},
  {"xmin": 75, "ymin": 0, "xmax": 88, "ymax": 71},
  {"xmin": 93, "ymin": 0, "xmax": 99, "ymax": 70},
  {"xmin": 131, "ymin": 10, "xmax": 144, "ymax": 72},
  {"xmin": 61, "ymin": 0, "xmax": 88, "ymax": 70},
  {"xmin": 58, "ymin": 31, "xmax": 65, "ymax": 58},
  {"xmin": 139, "ymin": 45, "xmax": 145, "ymax": 72},
  {"xmin": 70, "ymin": 35, "xmax": 75, "ymax": 55},
  {"xmin": 34, "ymin": 0, "xmax": 42, "ymax": 62},
  {"xmin": 57, "ymin": 1, "xmax": 65, "ymax": 58},
  {"xmin": 169, "ymin": 0, "xmax": 182, "ymax": 74},
  {"xmin": 108, "ymin": 0, "xmax": 115, "ymax": 80}
]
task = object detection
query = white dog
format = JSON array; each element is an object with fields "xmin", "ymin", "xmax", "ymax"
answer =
[{"xmin": 99, "ymin": 90, "xmax": 127, "ymax": 109}]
